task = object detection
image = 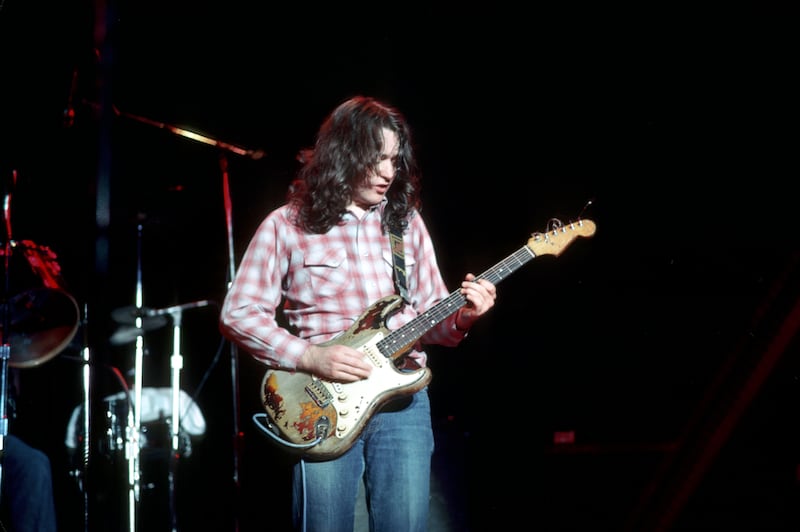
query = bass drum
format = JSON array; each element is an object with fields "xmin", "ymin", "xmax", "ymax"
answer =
[
  {"xmin": 1, "ymin": 239, "xmax": 79, "ymax": 368},
  {"xmin": 65, "ymin": 388, "xmax": 204, "ymax": 463},
  {"xmin": 96, "ymin": 396, "xmax": 192, "ymax": 460}
]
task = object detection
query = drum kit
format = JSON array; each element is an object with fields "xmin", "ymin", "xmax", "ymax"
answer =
[
  {"xmin": 0, "ymin": 235, "xmax": 208, "ymax": 419},
  {"xmin": 2, "ymin": 101, "xmax": 262, "ymax": 531},
  {"xmin": 1, "ymin": 173, "xmax": 211, "ymax": 532}
]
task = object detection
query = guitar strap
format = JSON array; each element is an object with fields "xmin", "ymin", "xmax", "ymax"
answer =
[{"xmin": 389, "ymin": 228, "xmax": 411, "ymax": 304}]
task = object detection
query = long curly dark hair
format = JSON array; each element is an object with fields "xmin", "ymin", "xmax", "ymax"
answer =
[{"xmin": 287, "ymin": 96, "xmax": 421, "ymax": 235}]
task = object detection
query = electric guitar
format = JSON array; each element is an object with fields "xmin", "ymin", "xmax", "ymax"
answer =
[{"xmin": 255, "ymin": 218, "xmax": 597, "ymax": 460}]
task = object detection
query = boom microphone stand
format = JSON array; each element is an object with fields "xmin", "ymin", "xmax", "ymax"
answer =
[
  {"xmin": 105, "ymin": 105, "xmax": 265, "ymax": 530},
  {"xmin": 219, "ymin": 153, "xmax": 243, "ymax": 519}
]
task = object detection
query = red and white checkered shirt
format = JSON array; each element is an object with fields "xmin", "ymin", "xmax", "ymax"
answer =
[{"xmin": 219, "ymin": 201, "xmax": 465, "ymax": 370}]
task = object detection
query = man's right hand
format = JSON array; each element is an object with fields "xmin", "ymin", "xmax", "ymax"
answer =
[{"xmin": 298, "ymin": 344, "xmax": 373, "ymax": 382}]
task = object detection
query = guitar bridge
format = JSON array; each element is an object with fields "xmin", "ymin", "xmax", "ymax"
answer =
[{"xmin": 305, "ymin": 378, "xmax": 333, "ymax": 408}]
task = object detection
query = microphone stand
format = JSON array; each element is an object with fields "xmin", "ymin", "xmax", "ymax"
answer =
[
  {"xmin": 90, "ymin": 105, "xmax": 265, "ymax": 530},
  {"xmin": 115, "ymin": 105, "xmax": 263, "ymax": 530},
  {"xmin": 0, "ymin": 170, "xmax": 16, "ymax": 504},
  {"xmin": 220, "ymin": 153, "xmax": 243, "ymax": 529}
]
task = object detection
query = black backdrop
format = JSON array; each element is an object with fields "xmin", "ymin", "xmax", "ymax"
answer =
[{"xmin": 1, "ymin": 2, "xmax": 798, "ymax": 531}]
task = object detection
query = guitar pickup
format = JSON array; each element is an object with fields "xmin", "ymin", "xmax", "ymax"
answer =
[{"xmin": 305, "ymin": 378, "xmax": 333, "ymax": 408}]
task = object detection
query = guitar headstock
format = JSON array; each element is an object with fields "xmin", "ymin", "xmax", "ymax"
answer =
[{"xmin": 527, "ymin": 219, "xmax": 596, "ymax": 257}]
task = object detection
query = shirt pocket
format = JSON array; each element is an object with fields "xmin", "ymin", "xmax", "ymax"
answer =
[{"xmin": 303, "ymin": 246, "xmax": 349, "ymax": 298}]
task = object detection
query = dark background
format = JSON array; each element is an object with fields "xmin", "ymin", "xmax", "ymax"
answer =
[{"xmin": 1, "ymin": 2, "xmax": 798, "ymax": 531}]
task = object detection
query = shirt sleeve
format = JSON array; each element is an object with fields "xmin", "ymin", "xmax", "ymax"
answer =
[{"xmin": 218, "ymin": 209, "xmax": 310, "ymax": 370}]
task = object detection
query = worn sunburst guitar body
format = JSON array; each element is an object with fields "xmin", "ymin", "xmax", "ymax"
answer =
[{"xmin": 257, "ymin": 218, "xmax": 596, "ymax": 460}]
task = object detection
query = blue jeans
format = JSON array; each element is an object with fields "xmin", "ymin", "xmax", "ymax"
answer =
[
  {"xmin": 293, "ymin": 388, "xmax": 434, "ymax": 532},
  {"xmin": 1, "ymin": 434, "xmax": 58, "ymax": 532}
]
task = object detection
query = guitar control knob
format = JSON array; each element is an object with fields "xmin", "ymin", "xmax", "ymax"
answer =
[
  {"xmin": 337, "ymin": 393, "xmax": 348, "ymax": 401},
  {"xmin": 339, "ymin": 409, "xmax": 349, "ymax": 416},
  {"xmin": 337, "ymin": 425, "xmax": 347, "ymax": 433}
]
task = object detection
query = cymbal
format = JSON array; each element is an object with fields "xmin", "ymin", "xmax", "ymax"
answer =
[
  {"xmin": 2, "ymin": 287, "xmax": 80, "ymax": 368},
  {"xmin": 109, "ymin": 306, "xmax": 168, "ymax": 345},
  {"xmin": 111, "ymin": 305, "xmax": 169, "ymax": 328},
  {"xmin": 110, "ymin": 325, "xmax": 158, "ymax": 346}
]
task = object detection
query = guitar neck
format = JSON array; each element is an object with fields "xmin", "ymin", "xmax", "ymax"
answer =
[{"xmin": 378, "ymin": 245, "xmax": 535, "ymax": 356}]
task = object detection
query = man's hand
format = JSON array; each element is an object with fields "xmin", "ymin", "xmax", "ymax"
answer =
[
  {"xmin": 455, "ymin": 273, "xmax": 497, "ymax": 330},
  {"xmin": 298, "ymin": 344, "xmax": 373, "ymax": 382}
]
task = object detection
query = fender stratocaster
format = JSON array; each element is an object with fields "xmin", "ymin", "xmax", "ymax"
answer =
[{"xmin": 255, "ymin": 218, "xmax": 596, "ymax": 460}]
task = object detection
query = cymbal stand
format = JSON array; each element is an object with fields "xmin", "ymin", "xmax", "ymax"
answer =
[
  {"xmin": 0, "ymin": 170, "xmax": 16, "ymax": 502},
  {"xmin": 167, "ymin": 306, "xmax": 183, "ymax": 532},
  {"xmin": 77, "ymin": 304, "xmax": 91, "ymax": 532},
  {"xmin": 146, "ymin": 299, "xmax": 212, "ymax": 532},
  {"xmin": 126, "ymin": 222, "xmax": 146, "ymax": 532}
]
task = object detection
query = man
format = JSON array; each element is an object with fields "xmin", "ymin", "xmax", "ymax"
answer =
[{"xmin": 220, "ymin": 95, "xmax": 496, "ymax": 531}]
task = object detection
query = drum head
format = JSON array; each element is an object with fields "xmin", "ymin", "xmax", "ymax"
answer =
[{"xmin": 2, "ymin": 287, "xmax": 80, "ymax": 368}]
